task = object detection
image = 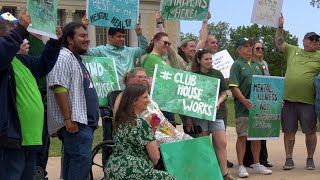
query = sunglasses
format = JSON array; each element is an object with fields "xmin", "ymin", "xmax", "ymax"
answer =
[
  {"xmin": 255, "ymin": 47, "xmax": 265, "ymax": 51},
  {"xmin": 308, "ymin": 37, "xmax": 319, "ymax": 42},
  {"xmin": 160, "ymin": 40, "xmax": 171, "ymax": 47}
]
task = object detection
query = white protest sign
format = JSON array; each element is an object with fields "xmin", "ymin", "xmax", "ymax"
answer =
[
  {"xmin": 212, "ymin": 50, "xmax": 234, "ymax": 79},
  {"xmin": 250, "ymin": 0, "xmax": 283, "ymax": 28}
]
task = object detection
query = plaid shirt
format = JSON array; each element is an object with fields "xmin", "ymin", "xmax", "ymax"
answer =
[{"xmin": 47, "ymin": 48, "xmax": 87, "ymax": 135}]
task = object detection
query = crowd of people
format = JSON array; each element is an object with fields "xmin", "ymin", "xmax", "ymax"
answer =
[{"xmin": 0, "ymin": 7, "xmax": 319, "ymax": 180}]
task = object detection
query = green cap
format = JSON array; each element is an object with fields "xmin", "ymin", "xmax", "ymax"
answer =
[
  {"xmin": 178, "ymin": 39, "xmax": 193, "ymax": 48},
  {"xmin": 235, "ymin": 37, "xmax": 253, "ymax": 49}
]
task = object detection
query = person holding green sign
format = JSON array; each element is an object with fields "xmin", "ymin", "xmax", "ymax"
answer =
[
  {"xmin": 243, "ymin": 41, "xmax": 273, "ymax": 168},
  {"xmin": 142, "ymin": 31, "xmax": 177, "ymax": 126},
  {"xmin": 0, "ymin": 9, "xmax": 62, "ymax": 180},
  {"xmin": 229, "ymin": 38, "xmax": 272, "ymax": 178},
  {"xmin": 186, "ymin": 49, "xmax": 236, "ymax": 180},
  {"xmin": 105, "ymin": 84, "xmax": 175, "ymax": 180}
]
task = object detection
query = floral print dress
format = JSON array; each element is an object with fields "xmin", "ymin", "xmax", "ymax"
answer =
[{"xmin": 104, "ymin": 118, "xmax": 176, "ymax": 180}]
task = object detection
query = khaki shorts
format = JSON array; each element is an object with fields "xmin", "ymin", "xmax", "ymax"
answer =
[{"xmin": 236, "ymin": 117, "xmax": 249, "ymax": 137}]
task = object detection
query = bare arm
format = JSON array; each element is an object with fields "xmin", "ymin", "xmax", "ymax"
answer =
[
  {"xmin": 156, "ymin": 11, "xmax": 165, "ymax": 32},
  {"xmin": 54, "ymin": 86, "xmax": 79, "ymax": 133},
  {"xmin": 217, "ymin": 91, "xmax": 227, "ymax": 109},
  {"xmin": 275, "ymin": 14, "xmax": 285, "ymax": 53},
  {"xmin": 197, "ymin": 12, "xmax": 211, "ymax": 49},
  {"xmin": 146, "ymin": 141, "xmax": 160, "ymax": 166},
  {"xmin": 230, "ymin": 86, "xmax": 252, "ymax": 109}
]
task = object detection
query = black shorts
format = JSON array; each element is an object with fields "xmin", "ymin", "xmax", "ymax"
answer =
[{"xmin": 281, "ymin": 101, "xmax": 317, "ymax": 133}]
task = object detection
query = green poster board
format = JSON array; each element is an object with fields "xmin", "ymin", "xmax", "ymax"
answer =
[
  {"xmin": 161, "ymin": 0, "xmax": 210, "ymax": 21},
  {"xmin": 150, "ymin": 65, "xmax": 220, "ymax": 121},
  {"xmin": 160, "ymin": 136, "xmax": 223, "ymax": 180},
  {"xmin": 27, "ymin": 0, "xmax": 58, "ymax": 39},
  {"xmin": 248, "ymin": 75, "xmax": 284, "ymax": 140},
  {"xmin": 82, "ymin": 56, "xmax": 120, "ymax": 107}
]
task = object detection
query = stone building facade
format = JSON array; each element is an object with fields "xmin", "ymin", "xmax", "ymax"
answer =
[{"xmin": 0, "ymin": 0, "xmax": 181, "ymax": 48}]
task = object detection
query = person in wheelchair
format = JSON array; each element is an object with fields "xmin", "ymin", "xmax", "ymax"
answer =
[
  {"xmin": 105, "ymin": 84, "xmax": 175, "ymax": 179},
  {"xmin": 113, "ymin": 67, "xmax": 192, "ymax": 144}
]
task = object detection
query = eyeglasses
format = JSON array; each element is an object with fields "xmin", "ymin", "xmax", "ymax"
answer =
[
  {"xmin": 308, "ymin": 37, "xmax": 319, "ymax": 42},
  {"xmin": 160, "ymin": 40, "xmax": 171, "ymax": 47},
  {"xmin": 255, "ymin": 47, "xmax": 265, "ymax": 51},
  {"xmin": 134, "ymin": 75, "xmax": 149, "ymax": 80}
]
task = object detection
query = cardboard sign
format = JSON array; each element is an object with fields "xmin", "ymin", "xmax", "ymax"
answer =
[{"xmin": 251, "ymin": 0, "xmax": 283, "ymax": 27}]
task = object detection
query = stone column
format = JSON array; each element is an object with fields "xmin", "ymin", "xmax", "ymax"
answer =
[
  {"xmin": 88, "ymin": 25, "xmax": 97, "ymax": 47},
  {"xmin": 65, "ymin": 9, "xmax": 75, "ymax": 23}
]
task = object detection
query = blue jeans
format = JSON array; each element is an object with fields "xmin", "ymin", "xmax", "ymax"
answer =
[
  {"xmin": 314, "ymin": 75, "xmax": 320, "ymax": 119},
  {"xmin": 59, "ymin": 124, "xmax": 93, "ymax": 180},
  {"xmin": 0, "ymin": 146, "xmax": 36, "ymax": 180}
]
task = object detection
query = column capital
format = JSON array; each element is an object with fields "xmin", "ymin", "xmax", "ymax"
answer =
[{"xmin": 65, "ymin": 9, "xmax": 75, "ymax": 19}]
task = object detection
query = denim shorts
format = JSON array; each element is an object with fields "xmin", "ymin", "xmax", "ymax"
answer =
[
  {"xmin": 192, "ymin": 118, "xmax": 225, "ymax": 132},
  {"xmin": 281, "ymin": 100, "xmax": 317, "ymax": 133}
]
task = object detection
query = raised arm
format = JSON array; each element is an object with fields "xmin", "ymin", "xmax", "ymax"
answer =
[
  {"xmin": 275, "ymin": 14, "xmax": 285, "ymax": 53},
  {"xmin": 0, "ymin": 9, "xmax": 30, "ymax": 71},
  {"xmin": 197, "ymin": 12, "xmax": 211, "ymax": 49}
]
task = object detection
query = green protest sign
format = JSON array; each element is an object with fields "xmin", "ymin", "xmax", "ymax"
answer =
[
  {"xmin": 82, "ymin": 56, "xmax": 120, "ymax": 107},
  {"xmin": 161, "ymin": 0, "xmax": 210, "ymax": 20},
  {"xmin": 160, "ymin": 136, "xmax": 223, "ymax": 179},
  {"xmin": 150, "ymin": 65, "xmax": 220, "ymax": 121},
  {"xmin": 248, "ymin": 75, "xmax": 285, "ymax": 140},
  {"xmin": 27, "ymin": 0, "xmax": 58, "ymax": 39}
]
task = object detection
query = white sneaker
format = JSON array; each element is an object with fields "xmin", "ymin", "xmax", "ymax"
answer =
[
  {"xmin": 238, "ymin": 165, "xmax": 249, "ymax": 178},
  {"xmin": 253, "ymin": 164, "xmax": 272, "ymax": 175}
]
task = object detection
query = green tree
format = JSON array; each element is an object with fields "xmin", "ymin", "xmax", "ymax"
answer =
[
  {"xmin": 180, "ymin": 32, "xmax": 199, "ymax": 42},
  {"xmin": 207, "ymin": 21, "xmax": 231, "ymax": 51},
  {"xmin": 310, "ymin": 0, "xmax": 320, "ymax": 8},
  {"xmin": 228, "ymin": 24, "xmax": 298, "ymax": 76}
]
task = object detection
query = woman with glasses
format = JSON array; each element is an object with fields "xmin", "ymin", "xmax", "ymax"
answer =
[
  {"xmin": 142, "ymin": 32, "xmax": 177, "ymax": 125},
  {"xmin": 243, "ymin": 41, "xmax": 273, "ymax": 168},
  {"xmin": 186, "ymin": 49, "xmax": 237, "ymax": 180},
  {"xmin": 142, "ymin": 32, "xmax": 171, "ymax": 78}
]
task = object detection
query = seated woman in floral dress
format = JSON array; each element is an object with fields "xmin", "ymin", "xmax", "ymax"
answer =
[{"xmin": 105, "ymin": 84, "xmax": 175, "ymax": 179}]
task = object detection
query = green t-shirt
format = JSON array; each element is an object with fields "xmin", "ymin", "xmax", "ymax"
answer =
[
  {"xmin": 282, "ymin": 43, "xmax": 320, "ymax": 104},
  {"xmin": 142, "ymin": 53, "xmax": 169, "ymax": 77},
  {"xmin": 229, "ymin": 57, "xmax": 263, "ymax": 118},
  {"xmin": 12, "ymin": 57, "xmax": 44, "ymax": 146},
  {"xmin": 196, "ymin": 69, "xmax": 228, "ymax": 119}
]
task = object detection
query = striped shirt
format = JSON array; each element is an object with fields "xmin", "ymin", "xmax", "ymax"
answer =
[{"xmin": 47, "ymin": 48, "xmax": 88, "ymax": 135}]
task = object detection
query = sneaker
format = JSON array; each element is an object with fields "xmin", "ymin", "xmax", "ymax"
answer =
[
  {"xmin": 238, "ymin": 165, "xmax": 249, "ymax": 178},
  {"xmin": 305, "ymin": 158, "xmax": 315, "ymax": 170},
  {"xmin": 223, "ymin": 173, "xmax": 239, "ymax": 180},
  {"xmin": 283, "ymin": 158, "xmax": 295, "ymax": 170},
  {"xmin": 253, "ymin": 164, "xmax": 272, "ymax": 175},
  {"xmin": 227, "ymin": 160, "xmax": 234, "ymax": 168}
]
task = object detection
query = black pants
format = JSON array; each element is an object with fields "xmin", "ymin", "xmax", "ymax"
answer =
[{"xmin": 243, "ymin": 140, "xmax": 269, "ymax": 166}]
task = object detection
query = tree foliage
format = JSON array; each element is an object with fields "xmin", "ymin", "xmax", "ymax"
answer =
[
  {"xmin": 310, "ymin": 0, "xmax": 320, "ymax": 8},
  {"xmin": 228, "ymin": 24, "xmax": 298, "ymax": 76},
  {"xmin": 207, "ymin": 21, "xmax": 230, "ymax": 51},
  {"xmin": 180, "ymin": 23, "xmax": 299, "ymax": 76},
  {"xmin": 180, "ymin": 32, "xmax": 199, "ymax": 42}
]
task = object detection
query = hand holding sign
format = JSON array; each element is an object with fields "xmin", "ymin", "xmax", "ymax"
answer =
[
  {"xmin": 205, "ymin": 11, "xmax": 211, "ymax": 21},
  {"xmin": 278, "ymin": 13, "xmax": 284, "ymax": 27},
  {"xmin": 135, "ymin": 18, "xmax": 142, "ymax": 36},
  {"xmin": 156, "ymin": 11, "xmax": 163, "ymax": 23},
  {"xmin": 19, "ymin": 9, "xmax": 31, "ymax": 29},
  {"xmin": 243, "ymin": 99, "xmax": 253, "ymax": 110},
  {"xmin": 81, "ymin": 13, "xmax": 89, "ymax": 28}
]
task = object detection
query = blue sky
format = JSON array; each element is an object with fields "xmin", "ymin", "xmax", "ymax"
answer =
[{"xmin": 180, "ymin": 0, "xmax": 320, "ymax": 47}]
